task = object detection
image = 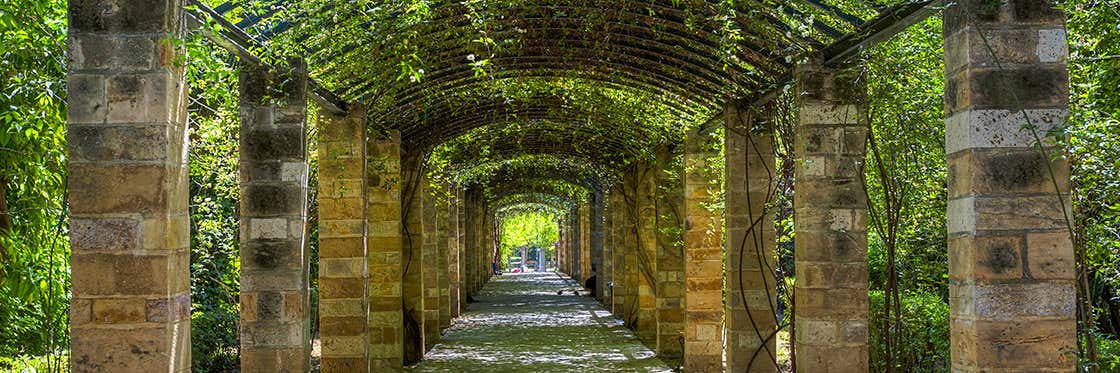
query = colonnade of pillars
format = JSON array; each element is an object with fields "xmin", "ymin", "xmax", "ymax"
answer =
[
  {"xmin": 68, "ymin": 0, "xmax": 1075, "ymax": 372},
  {"xmin": 556, "ymin": 3, "xmax": 1076, "ymax": 370}
]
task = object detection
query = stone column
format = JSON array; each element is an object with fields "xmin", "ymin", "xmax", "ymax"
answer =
[
  {"xmin": 635, "ymin": 164, "xmax": 658, "ymax": 345},
  {"xmin": 655, "ymin": 146, "xmax": 686, "ymax": 359},
  {"xmin": 437, "ymin": 187, "xmax": 452, "ymax": 329},
  {"xmin": 317, "ymin": 106, "xmax": 369, "ymax": 371},
  {"xmin": 422, "ymin": 183, "xmax": 440, "ymax": 350},
  {"xmin": 591, "ymin": 186, "xmax": 606, "ymax": 303},
  {"xmin": 682, "ymin": 126, "xmax": 724, "ymax": 372},
  {"xmin": 944, "ymin": 2, "xmax": 1076, "ymax": 371},
  {"xmin": 572, "ymin": 209, "xmax": 581, "ymax": 281},
  {"xmin": 67, "ymin": 1, "xmax": 191, "ymax": 370},
  {"xmin": 366, "ymin": 132, "xmax": 403, "ymax": 370},
  {"xmin": 464, "ymin": 190, "xmax": 478, "ymax": 298},
  {"xmin": 400, "ymin": 150, "xmax": 426, "ymax": 364},
  {"xmin": 482, "ymin": 207, "xmax": 495, "ymax": 284},
  {"xmin": 622, "ymin": 171, "xmax": 642, "ymax": 330},
  {"xmin": 725, "ymin": 103, "xmax": 778, "ymax": 372},
  {"xmin": 793, "ymin": 60, "xmax": 869, "ymax": 372},
  {"xmin": 611, "ymin": 186, "xmax": 629, "ymax": 319},
  {"xmin": 602, "ymin": 191, "xmax": 615, "ymax": 310},
  {"xmin": 580, "ymin": 201, "xmax": 592, "ymax": 285},
  {"xmin": 449, "ymin": 189, "xmax": 463, "ymax": 318},
  {"xmin": 238, "ymin": 61, "xmax": 311, "ymax": 372}
]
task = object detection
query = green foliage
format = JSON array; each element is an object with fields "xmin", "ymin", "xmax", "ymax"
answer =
[
  {"xmin": 0, "ymin": 0, "xmax": 69, "ymax": 366},
  {"xmin": 868, "ymin": 291, "xmax": 951, "ymax": 373},
  {"xmin": 864, "ymin": 15, "xmax": 948, "ymax": 298},
  {"xmin": 499, "ymin": 211, "xmax": 559, "ymax": 263},
  {"xmin": 1067, "ymin": 0, "xmax": 1120, "ymax": 295},
  {"xmin": 184, "ymin": 36, "xmax": 243, "ymax": 372},
  {"xmin": 1095, "ymin": 337, "xmax": 1120, "ymax": 371}
]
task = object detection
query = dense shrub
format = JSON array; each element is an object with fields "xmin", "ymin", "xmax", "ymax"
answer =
[{"xmin": 869, "ymin": 291, "xmax": 951, "ymax": 373}]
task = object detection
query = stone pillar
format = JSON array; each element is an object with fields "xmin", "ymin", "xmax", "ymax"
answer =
[
  {"xmin": 437, "ymin": 187, "xmax": 452, "ymax": 329},
  {"xmin": 591, "ymin": 186, "xmax": 606, "ymax": 303},
  {"xmin": 449, "ymin": 189, "xmax": 463, "ymax": 318},
  {"xmin": 580, "ymin": 201, "xmax": 592, "ymax": 285},
  {"xmin": 317, "ymin": 106, "xmax": 369, "ymax": 371},
  {"xmin": 422, "ymin": 182, "xmax": 440, "ymax": 350},
  {"xmin": 602, "ymin": 191, "xmax": 615, "ymax": 310},
  {"xmin": 366, "ymin": 132, "xmax": 404, "ymax": 370},
  {"xmin": 400, "ymin": 150, "xmax": 426, "ymax": 364},
  {"xmin": 611, "ymin": 186, "xmax": 629, "ymax": 319},
  {"xmin": 67, "ymin": 0, "xmax": 191, "ymax": 370},
  {"xmin": 238, "ymin": 61, "xmax": 311, "ymax": 372},
  {"xmin": 943, "ymin": 2, "xmax": 1075, "ymax": 371},
  {"xmin": 635, "ymin": 164, "xmax": 658, "ymax": 345},
  {"xmin": 793, "ymin": 60, "xmax": 869, "ymax": 372},
  {"xmin": 682, "ymin": 126, "xmax": 724, "ymax": 372},
  {"xmin": 725, "ymin": 103, "xmax": 778, "ymax": 372},
  {"xmin": 464, "ymin": 190, "xmax": 478, "ymax": 298},
  {"xmin": 655, "ymin": 146, "xmax": 686, "ymax": 359},
  {"xmin": 622, "ymin": 171, "xmax": 642, "ymax": 330},
  {"xmin": 482, "ymin": 207, "xmax": 494, "ymax": 284},
  {"xmin": 570, "ymin": 209, "xmax": 581, "ymax": 281}
]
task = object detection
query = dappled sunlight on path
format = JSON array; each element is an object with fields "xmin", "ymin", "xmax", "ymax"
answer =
[{"xmin": 409, "ymin": 272, "xmax": 673, "ymax": 372}]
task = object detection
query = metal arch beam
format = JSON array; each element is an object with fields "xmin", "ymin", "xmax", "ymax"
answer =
[
  {"xmin": 821, "ymin": 0, "xmax": 943, "ymax": 67},
  {"xmin": 361, "ymin": 71, "xmax": 710, "ymax": 123},
  {"xmin": 184, "ymin": 0, "xmax": 350, "ymax": 114}
]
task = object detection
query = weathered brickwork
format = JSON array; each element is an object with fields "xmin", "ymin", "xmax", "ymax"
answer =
[
  {"xmin": 725, "ymin": 104, "xmax": 779, "ymax": 372},
  {"xmin": 655, "ymin": 146, "xmax": 686, "ymax": 359},
  {"xmin": 635, "ymin": 164, "xmax": 659, "ymax": 345},
  {"xmin": 401, "ymin": 151, "xmax": 427, "ymax": 364},
  {"xmin": 67, "ymin": 0, "xmax": 192, "ymax": 370},
  {"xmin": 682, "ymin": 126, "xmax": 724, "ymax": 372},
  {"xmin": 943, "ymin": 1, "xmax": 1076, "ymax": 371},
  {"xmin": 366, "ymin": 132, "xmax": 404, "ymax": 370},
  {"xmin": 793, "ymin": 60, "xmax": 870, "ymax": 372},
  {"xmin": 238, "ymin": 61, "xmax": 312, "ymax": 373},
  {"xmin": 421, "ymin": 183, "xmax": 440, "ymax": 350},
  {"xmin": 317, "ymin": 106, "xmax": 370, "ymax": 372}
]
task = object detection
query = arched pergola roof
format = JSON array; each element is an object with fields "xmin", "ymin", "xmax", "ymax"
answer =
[{"xmin": 198, "ymin": 0, "xmax": 911, "ymax": 197}]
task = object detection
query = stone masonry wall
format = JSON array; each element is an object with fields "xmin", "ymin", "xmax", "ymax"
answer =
[
  {"xmin": 682, "ymin": 126, "xmax": 724, "ymax": 372},
  {"xmin": 793, "ymin": 60, "xmax": 870, "ymax": 372},
  {"xmin": 317, "ymin": 106, "xmax": 370, "ymax": 371},
  {"xmin": 238, "ymin": 61, "xmax": 312, "ymax": 373},
  {"xmin": 366, "ymin": 132, "xmax": 404, "ymax": 370},
  {"xmin": 725, "ymin": 103, "xmax": 778, "ymax": 372},
  {"xmin": 401, "ymin": 150, "xmax": 426, "ymax": 364},
  {"xmin": 611, "ymin": 185, "xmax": 629, "ymax": 320},
  {"xmin": 943, "ymin": 1, "xmax": 1076, "ymax": 371},
  {"xmin": 67, "ymin": 0, "xmax": 191, "ymax": 370},
  {"xmin": 655, "ymin": 146, "xmax": 686, "ymax": 359},
  {"xmin": 436, "ymin": 186, "xmax": 452, "ymax": 331},
  {"xmin": 421, "ymin": 183, "xmax": 440, "ymax": 351},
  {"xmin": 635, "ymin": 164, "xmax": 659, "ymax": 345}
]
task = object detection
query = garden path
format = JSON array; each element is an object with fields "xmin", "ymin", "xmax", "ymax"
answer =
[{"xmin": 409, "ymin": 272, "xmax": 674, "ymax": 372}]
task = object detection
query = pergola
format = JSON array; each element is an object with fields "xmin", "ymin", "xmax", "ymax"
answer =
[{"xmin": 66, "ymin": 0, "xmax": 1073, "ymax": 371}]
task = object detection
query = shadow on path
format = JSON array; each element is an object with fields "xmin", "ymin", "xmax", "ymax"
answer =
[{"xmin": 409, "ymin": 272, "xmax": 673, "ymax": 372}]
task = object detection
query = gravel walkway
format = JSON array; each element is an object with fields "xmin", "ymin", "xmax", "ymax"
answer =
[{"xmin": 409, "ymin": 271, "xmax": 673, "ymax": 372}]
